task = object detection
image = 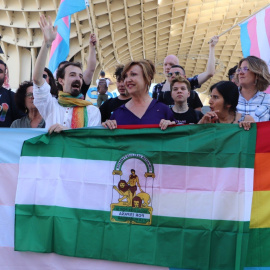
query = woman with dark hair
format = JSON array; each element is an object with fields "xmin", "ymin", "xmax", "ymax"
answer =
[
  {"xmin": 198, "ymin": 81, "xmax": 254, "ymax": 130},
  {"xmin": 236, "ymin": 56, "xmax": 270, "ymax": 122},
  {"xmin": 43, "ymin": 67, "xmax": 58, "ymax": 97},
  {"xmin": 10, "ymin": 81, "xmax": 45, "ymax": 128},
  {"xmin": 102, "ymin": 60, "xmax": 174, "ymax": 130}
]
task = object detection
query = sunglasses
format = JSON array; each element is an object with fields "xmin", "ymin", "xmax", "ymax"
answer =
[
  {"xmin": 43, "ymin": 74, "xmax": 48, "ymax": 79},
  {"xmin": 236, "ymin": 67, "xmax": 249, "ymax": 74},
  {"xmin": 167, "ymin": 71, "xmax": 184, "ymax": 77}
]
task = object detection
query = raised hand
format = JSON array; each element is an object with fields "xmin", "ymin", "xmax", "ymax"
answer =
[
  {"xmin": 38, "ymin": 15, "xmax": 58, "ymax": 45},
  {"xmin": 90, "ymin": 33, "xmax": 96, "ymax": 47}
]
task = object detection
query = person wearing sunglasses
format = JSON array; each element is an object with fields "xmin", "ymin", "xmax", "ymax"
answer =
[
  {"xmin": 152, "ymin": 36, "xmax": 219, "ymax": 111},
  {"xmin": 43, "ymin": 67, "xmax": 58, "ymax": 97},
  {"xmin": 236, "ymin": 56, "xmax": 270, "ymax": 122},
  {"xmin": 158, "ymin": 65, "xmax": 204, "ymax": 111},
  {"xmin": 227, "ymin": 65, "xmax": 239, "ymax": 87},
  {"xmin": 10, "ymin": 81, "xmax": 45, "ymax": 128}
]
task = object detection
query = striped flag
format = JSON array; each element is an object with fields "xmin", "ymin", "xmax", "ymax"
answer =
[
  {"xmin": 239, "ymin": 5, "xmax": 270, "ymax": 69},
  {"xmin": 48, "ymin": 0, "xmax": 87, "ymax": 74},
  {"xmin": 14, "ymin": 125, "xmax": 256, "ymax": 270}
]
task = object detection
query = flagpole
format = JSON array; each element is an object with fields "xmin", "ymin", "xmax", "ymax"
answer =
[
  {"xmin": 208, "ymin": 3, "xmax": 270, "ymax": 43},
  {"xmin": 85, "ymin": 4, "xmax": 104, "ymax": 70}
]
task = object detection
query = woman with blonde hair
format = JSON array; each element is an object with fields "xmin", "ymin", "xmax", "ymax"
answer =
[
  {"xmin": 103, "ymin": 59, "xmax": 174, "ymax": 130},
  {"xmin": 236, "ymin": 55, "xmax": 270, "ymax": 122}
]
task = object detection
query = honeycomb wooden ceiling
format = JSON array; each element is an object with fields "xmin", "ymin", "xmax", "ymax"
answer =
[{"xmin": 0, "ymin": 0, "xmax": 269, "ymax": 98}]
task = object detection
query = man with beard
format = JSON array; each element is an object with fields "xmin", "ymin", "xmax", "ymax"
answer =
[
  {"xmin": 99, "ymin": 65, "xmax": 131, "ymax": 123},
  {"xmin": 152, "ymin": 36, "xmax": 219, "ymax": 111},
  {"xmin": 33, "ymin": 15, "xmax": 101, "ymax": 133},
  {"xmin": 0, "ymin": 59, "xmax": 25, "ymax": 127}
]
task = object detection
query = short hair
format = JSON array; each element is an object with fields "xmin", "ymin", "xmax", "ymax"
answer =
[
  {"xmin": 122, "ymin": 59, "xmax": 155, "ymax": 90},
  {"xmin": 44, "ymin": 67, "xmax": 58, "ymax": 97},
  {"xmin": 56, "ymin": 62, "xmax": 82, "ymax": 90},
  {"xmin": 15, "ymin": 81, "xmax": 33, "ymax": 113},
  {"xmin": 228, "ymin": 65, "xmax": 237, "ymax": 78},
  {"xmin": 170, "ymin": 77, "xmax": 191, "ymax": 92},
  {"xmin": 171, "ymin": 65, "xmax": 186, "ymax": 75},
  {"xmin": 100, "ymin": 71, "xmax": 105, "ymax": 77},
  {"xmin": 0, "ymin": 59, "xmax": 7, "ymax": 69},
  {"xmin": 236, "ymin": 56, "xmax": 270, "ymax": 91},
  {"xmin": 131, "ymin": 169, "xmax": 135, "ymax": 173},
  {"xmin": 57, "ymin": 61, "xmax": 69, "ymax": 70},
  {"xmin": 114, "ymin": 65, "xmax": 124, "ymax": 82},
  {"xmin": 210, "ymin": 81, "xmax": 239, "ymax": 113}
]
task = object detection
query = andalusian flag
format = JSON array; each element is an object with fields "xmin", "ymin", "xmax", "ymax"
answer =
[{"xmin": 14, "ymin": 124, "xmax": 255, "ymax": 270}]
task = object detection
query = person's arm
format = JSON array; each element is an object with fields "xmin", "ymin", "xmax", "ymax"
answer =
[
  {"xmin": 197, "ymin": 36, "xmax": 219, "ymax": 85},
  {"xmin": 33, "ymin": 15, "xmax": 57, "ymax": 86},
  {"xmin": 83, "ymin": 34, "xmax": 97, "ymax": 85}
]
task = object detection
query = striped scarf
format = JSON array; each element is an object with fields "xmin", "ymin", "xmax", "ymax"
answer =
[{"xmin": 58, "ymin": 91, "xmax": 93, "ymax": 129}]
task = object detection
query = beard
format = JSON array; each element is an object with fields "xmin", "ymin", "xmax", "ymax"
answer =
[{"xmin": 70, "ymin": 80, "xmax": 81, "ymax": 97}]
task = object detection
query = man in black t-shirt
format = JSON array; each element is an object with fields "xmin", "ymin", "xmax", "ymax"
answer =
[
  {"xmin": 170, "ymin": 77, "xmax": 203, "ymax": 124},
  {"xmin": 0, "ymin": 59, "xmax": 25, "ymax": 127},
  {"xmin": 99, "ymin": 65, "xmax": 131, "ymax": 122}
]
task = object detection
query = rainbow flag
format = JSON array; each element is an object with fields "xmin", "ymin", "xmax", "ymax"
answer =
[
  {"xmin": 14, "ymin": 125, "xmax": 255, "ymax": 270},
  {"xmin": 239, "ymin": 5, "xmax": 270, "ymax": 68},
  {"xmin": 48, "ymin": 0, "xmax": 87, "ymax": 74}
]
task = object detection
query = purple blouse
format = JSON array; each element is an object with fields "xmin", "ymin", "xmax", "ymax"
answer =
[{"xmin": 110, "ymin": 99, "xmax": 174, "ymax": 125}]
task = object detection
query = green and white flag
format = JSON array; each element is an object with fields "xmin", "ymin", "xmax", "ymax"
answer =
[{"xmin": 15, "ymin": 125, "xmax": 256, "ymax": 270}]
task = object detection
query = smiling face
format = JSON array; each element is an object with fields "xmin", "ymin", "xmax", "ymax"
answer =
[
  {"xmin": 163, "ymin": 55, "xmax": 179, "ymax": 76},
  {"xmin": 171, "ymin": 82, "xmax": 190, "ymax": 104},
  {"xmin": 124, "ymin": 65, "xmax": 146, "ymax": 96},
  {"xmin": 209, "ymin": 88, "xmax": 230, "ymax": 114},
  {"xmin": 237, "ymin": 60, "xmax": 256, "ymax": 88},
  {"xmin": 59, "ymin": 65, "xmax": 83, "ymax": 96}
]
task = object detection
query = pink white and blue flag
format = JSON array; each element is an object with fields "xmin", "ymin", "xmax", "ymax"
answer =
[
  {"xmin": 240, "ymin": 5, "xmax": 270, "ymax": 69},
  {"xmin": 48, "ymin": 0, "xmax": 87, "ymax": 74}
]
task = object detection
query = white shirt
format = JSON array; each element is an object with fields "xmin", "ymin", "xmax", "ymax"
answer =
[
  {"xmin": 33, "ymin": 81, "xmax": 101, "ymax": 129},
  {"xmin": 96, "ymin": 78, "xmax": 110, "ymax": 87}
]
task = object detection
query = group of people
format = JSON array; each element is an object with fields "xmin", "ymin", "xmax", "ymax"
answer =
[{"xmin": 1, "ymin": 15, "xmax": 270, "ymax": 133}]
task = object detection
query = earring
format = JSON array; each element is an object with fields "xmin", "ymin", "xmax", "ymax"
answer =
[{"xmin": 254, "ymin": 78, "xmax": 258, "ymax": 85}]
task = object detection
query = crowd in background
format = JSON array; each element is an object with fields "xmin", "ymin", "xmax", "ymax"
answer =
[{"xmin": 1, "ymin": 15, "xmax": 270, "ymax": 133}]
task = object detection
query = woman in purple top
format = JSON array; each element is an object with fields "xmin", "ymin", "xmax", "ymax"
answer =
[{"xmin": 102, "ymin": 59, "xmax": 174, "ymax": 130}]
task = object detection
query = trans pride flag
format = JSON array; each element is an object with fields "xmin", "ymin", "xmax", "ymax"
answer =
[
  {"xmin": 240, "ymin": 5, "xmax": 270, "ymax": 69},
  {"xmin": 48, "ymin": 0, "xmax": 87, "ymax": 74}
]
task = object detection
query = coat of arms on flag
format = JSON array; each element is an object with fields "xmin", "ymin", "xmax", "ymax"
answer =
[{"xmin": 111, "ymin": 153, "xmax": 154, "ymax": 225}]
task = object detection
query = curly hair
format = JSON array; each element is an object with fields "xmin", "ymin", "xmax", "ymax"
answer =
[
  {"xmin": 236, "ymin": 56, "xmax": 270, "ymax": 91},
  {"xmin": 114, "ymin": 65, "xmax": 124, "ymax": 82},
  {"xmin": 122, "ymin": 59, "xmax": 155, "ymax": 91},
  {"xmin": 15, "ymin": 81, "xmax": 33, "ymax": 113}
]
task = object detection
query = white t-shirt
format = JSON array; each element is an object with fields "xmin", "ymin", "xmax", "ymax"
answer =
[{"xmin": 33, "ymin": 81, "xmax": 101, "ymax": 129}]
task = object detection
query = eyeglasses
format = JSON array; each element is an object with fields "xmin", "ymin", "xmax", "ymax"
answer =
[
  {"xmin": 25, "ymin": 93, "xmax": 34, "ymax": 98},
  {"xmin": 236, "ymin": 67, "xmax": 249, "ymax": 74},
  {"xmin": 167, "ymin": 71, "xmax": 184, "ymax": 77},
  {"xmin": 43, "ymin": 74, "xmax": 48, "ymax": 79}
]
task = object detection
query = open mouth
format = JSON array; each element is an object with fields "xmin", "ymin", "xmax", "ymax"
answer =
[{"xmin": 71, "ymin": 81, "xmax": 81, "ymax": 89}]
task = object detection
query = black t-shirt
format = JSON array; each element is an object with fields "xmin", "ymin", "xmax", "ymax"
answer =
[
  {"xmin": 172, "ymin": 107, "xmax": 203, "ymax": 124},
  {"xmin": 81, "ymin": 80, "xmax": 90, "ymax": 98},
  {"xmin": 0, "ymin": 87, "xmax": 25, "ymax": 127},
  {"xmin": 99, "ymin": 97, "xmax": 131, "ymax": 122},
  {"xmin": 158, "ymin": 90, "xmax": 203, "ymax": 109}
]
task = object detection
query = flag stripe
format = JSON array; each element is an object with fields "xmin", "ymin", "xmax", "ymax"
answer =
[
  {"xmin": 240, "ymin": 21, "xmax": 251, "ymax": 57},
  {"xmin": 20, "ymin": 125, "xmax": 256, "ymax": 169},
  {"xmin": 265, "ymin": 8, "xmax": 270, "ymax": 52},
  {"xmin": 248, "ymin": 16, "xmax": 260, "ymax": 57},
  {"xmin": 253, "ymin": 153, "xmax": 270, "ymax": 191},
  {"xmin": 15, "ymin": 204, "xmax": 250, "ymax": 269},
  {"xmin": 250, "ymin": 191, "xmax": 270, "ymax": 228},
  {"xmin": 0, "ymin": 206, "xmax": 15, "ymax": 247}
]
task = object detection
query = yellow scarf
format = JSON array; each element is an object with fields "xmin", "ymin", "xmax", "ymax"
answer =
[{"xmin": 58, "ymin": 91, "xmax": 93, "ymax": 129}]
